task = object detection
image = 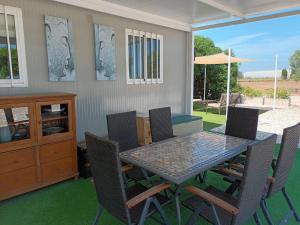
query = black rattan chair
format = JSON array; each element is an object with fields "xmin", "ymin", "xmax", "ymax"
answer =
[
  {"xmin": 107, "ymin": 111, "xmax": 153, "ymax": 182},
  {"xmin": 107, "ymin": 111, "xmax": 139, "ymax": 152},
  {"xmin": 149, "ymin": 107, "xmax": 174, "ymax": 142},
  {"xmin": 225, "ymin": 106, "xmax": 259, "ymax": 140},
  {"xmin": 198, "ymin": 106, "xmax": 260, "ymax": 183},
  {"xmin": 182, "ymin": 134, "xmax": 277, "ymax": 225},
  {"xmin": 85, "ymin": 132, "xmax": 171, "ymax": 225},
  {"xmin": 260, "ymin": 122, "xmax": 300, "ymax": 225}
]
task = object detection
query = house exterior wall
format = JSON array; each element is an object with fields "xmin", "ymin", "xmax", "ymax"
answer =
[{"xmin": 0, "ymin": 0, "xmax": 189, "ymax": 140}]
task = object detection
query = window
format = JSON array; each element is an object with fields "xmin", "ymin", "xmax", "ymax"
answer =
[
  {"xmin": 126, "ymin": 29, "xmax": 163, "ymax": 84},
  {"xmin": 0, "ymin": 6, "xmax": 27, "ymax": 87}
]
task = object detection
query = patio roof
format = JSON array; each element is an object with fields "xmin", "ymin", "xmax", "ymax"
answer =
[{"xmin": 52, "ymin": 0, "xmax": 300, "ymax": 31}]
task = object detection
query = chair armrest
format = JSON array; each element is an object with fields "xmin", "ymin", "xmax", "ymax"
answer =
[
  {"xmin": 230, "ymin": 163, "xmax": 244, "ymax": 171},
  {"xmin": 268, "ymin": 176, "xmax": 275, "ymax": 184},
  {"xmin": 126, "ymin": 182, "xmax": 171, "ymax": 209},
  {"xmin": 230, "ymin": 163, "xmax": 245, "ymax": 170},
  {"xmin": 217, "ymin": 168, "xmax": 243, "ymax": 180},
  {"xmin": 121, "ymin": 165, "xmax": 134, "ymax": 173},
  {"xmin": 186, "ymin": 185, "xmax": 239, "ymax": 215}
]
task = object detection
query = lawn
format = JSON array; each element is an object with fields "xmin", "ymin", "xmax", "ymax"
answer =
[
  {"xmin": 193, "ymin": 110, "xmax": 226, "ymax": 131},
  {"xmin": 0, "ymin": 112, "xmax": 299, "ymax": 225}
]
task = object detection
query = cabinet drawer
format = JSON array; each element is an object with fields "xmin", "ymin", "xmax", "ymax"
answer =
[
  {"xmin": 0, "ymin": 148, "xmax": 36, "ymax": 174},
  {"xmin": 0, "ymin": 167, "xmax": 38, "ymax": 199},
  {"xmin": 40, "ymin": 140, "xmax": 73, "ymax": 163},
  {"xmin": 41, "ymin": 157, "xmax": 74, "ymax": 184}
]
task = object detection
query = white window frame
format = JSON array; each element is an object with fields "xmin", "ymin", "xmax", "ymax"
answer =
[
  {"xmin": 0, "ymin": 5, "xmax": 28, "ymax": 87},
  {"xmin": 126, "ymin": 29, "xmax": 163, "ymax": 85}
]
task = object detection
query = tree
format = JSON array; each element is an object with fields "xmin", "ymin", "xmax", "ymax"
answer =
[
  {"xmin": 290, "ymin": 50, "xmax": 300, "ymax": 81},
  {"xmin": 194, "ymin": 36, "xmax": 239, "ymax": 100},
  {"xmin": 281, "ymin": 68, "xmax": 288, "ymax": 80}
]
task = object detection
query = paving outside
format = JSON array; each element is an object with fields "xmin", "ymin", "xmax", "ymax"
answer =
[
  {"xmin": 237, "ymin": 95, "xmax": 300, "ymax": 110},
  {"xmin": 212, "ymin": 106, "xmax": 300, "ymax": 147}
]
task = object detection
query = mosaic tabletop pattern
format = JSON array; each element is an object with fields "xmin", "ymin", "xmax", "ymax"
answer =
[{"xmin": 120, "ymin": 131, "xmax": 255, "ymax": 184}]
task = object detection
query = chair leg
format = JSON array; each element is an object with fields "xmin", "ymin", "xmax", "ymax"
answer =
[
  {"xmin": 92, "ymin": 206, "xmax": 103, "ymax": 225},
  {"xmin": 197, "ymin": 171, "xmax": 207, "ymax": 183},
  {"xmin": 152, "ymin": 197, "xmax": 171, "ymax": 225},
  {"xmin": 186, "ymin": 203, "xmax": 205, "ymax": 225},
  {"xmin": 282, "ymin": 187, "xmax": 300, "ymax": 222},
  {"xmin": 254, "ymin": 212, "xmax": 263, "ymax": 225},
  {"xmin": 211, "ymin": 204, "xmax": 222, "ymax": 225},
  {"xmin": 138, "ymin": 198, "xmax": 152, "ymax": 225},
  {"xmin": 122, "ymin": 173, "xmax": 129, "ymax": 188},
  {"xmin": 261, "ymin": 199, "xmax": 275, "ymax": 225}
]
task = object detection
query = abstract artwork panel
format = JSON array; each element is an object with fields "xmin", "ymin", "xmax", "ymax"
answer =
[
  {"xmin": 94, "ymin": 24, "xmax": 116, "ymax": 80},
  {"xmin": 45, "ymin": 16, "xmax": 75, "ymax": 81}
]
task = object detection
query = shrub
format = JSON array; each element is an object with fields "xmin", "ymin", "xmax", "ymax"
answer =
[
  {"xmin": 266, "ymin": 88, "xmax": 290, "ymax": 99},
  {"xmin": 242, "ymin": 87, "xmax": 263, "ymax": 97},
  {"xmin": 281, "ymin": 68, "xmax": 288, "ymax": 80}
]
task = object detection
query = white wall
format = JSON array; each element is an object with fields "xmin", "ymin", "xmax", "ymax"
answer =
[{"xmin": 0, "ymin": 0, "xmax": 189, "ymax": 140}]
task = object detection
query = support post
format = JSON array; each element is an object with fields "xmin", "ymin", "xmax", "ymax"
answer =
[
  {"xmin": 204, "ymin": 64, "xmax": 207, "ymax": 101},
  {"xmin": 226, "ymin": 48, "xmax": 231, "ymax": 119},
  {"xmin": 185, "ymin": 32, "xmax": 194, "ymax": 115},
  {"xmin": 273, "ymin": 55, "xmax": 278, "ymax": 110}
]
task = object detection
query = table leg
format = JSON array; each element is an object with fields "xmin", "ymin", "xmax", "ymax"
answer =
[
  {"xmin": 141, "ymin": 168, "xmax": 152, "ymax": 186},
  {"xmin": 175, "ymin": 184, "xmax": 182, "ymax": 225}
]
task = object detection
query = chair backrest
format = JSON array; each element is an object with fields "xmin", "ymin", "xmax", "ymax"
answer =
[
  {"xmin": 233, "ymin": 134, "xmax": 277, "ymax": 225},
  {"xmin": 267, "ymin": 122, "xmax": 300, "ymax": 197},
  {"xmin": 230, "ymin": 93, "xmax": 242, "ymax": 105},
  {"xmin": 219, "ymin": 93, "xmax": 227, "ymax": 106},
  {"xmin": 225, "ymin": 107, "xmax": 259, "ymax": 140},
  {"xmin": 149, "ymin": 107, "xmax": 174, "ymax": 142},
  {"xmin": 107, "ymin": 111, "xmax": 139, "ymax": 152},
  {"xmin": 85, "ymin": 132, "xmax": 130, "ymax": 224}
]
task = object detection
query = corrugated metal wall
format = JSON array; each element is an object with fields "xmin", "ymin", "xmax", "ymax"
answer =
[{"xmin": 0, "ymin": 0, "xmax": 189, "ymax": 140}]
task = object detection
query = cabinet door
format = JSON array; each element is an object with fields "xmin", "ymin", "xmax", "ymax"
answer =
[
  {"xmin": 37, "ymin": 100, "xmax": 74, "ymax": 144},
  {"xmin": 0, "ymin": 103, "xmax": 35, "ymax": 152}
]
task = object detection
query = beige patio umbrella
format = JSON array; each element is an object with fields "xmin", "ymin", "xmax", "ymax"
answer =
[{"xmin": 194, "ymin": 51, "xmax": 253, "ymax": 117}]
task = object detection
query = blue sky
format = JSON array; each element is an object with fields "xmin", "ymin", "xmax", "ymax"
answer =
[{"xmin": 196, "ymin": 14, "xmax": 300, "ymax": 72}]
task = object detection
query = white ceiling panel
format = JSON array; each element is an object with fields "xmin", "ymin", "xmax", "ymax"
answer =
[{"xmin": 52, "ymin": 0, "xmax": 300, "ymax": 31}]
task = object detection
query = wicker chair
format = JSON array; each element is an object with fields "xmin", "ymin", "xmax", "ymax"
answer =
[
  {"xmin": 149, "ymin": 107, "xmax": 175, "ymax": 142},
  {"xmin": 107, "ymin": 111, "xmax": 140, "ymax": 152},
  {"xmin": 107, "ymin": 111, "xmax": 153, "ymax": 182},
  {"xmin": 182, "ymin": 134, "xmax": 277, "ymax": 225},
  {"xmin": 260, "ymin": 122, "xmax": 300, "ymax": 225},
  {"xmin": 205, "ymin": 93, "xmax": 243, "ymax": 115},
  {"xmin": 85, "ymin": 132, "xmax": 171, "ymax": 225},
  {"xmin": 197, "ymin": 106, "xmax": 259, "ymax": 183},
  {"xmin": 225, "ymin": 106, "xmax": 259, "ymax": 140}
]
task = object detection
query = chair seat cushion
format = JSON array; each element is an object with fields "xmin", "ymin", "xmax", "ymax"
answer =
[
  {"xmin": 182, "ymin": 186, "xmax": 238, "ymax": 225},
  {"xmin": 127, "ymin": 184, "xmax": 170, "ymax": 224}
]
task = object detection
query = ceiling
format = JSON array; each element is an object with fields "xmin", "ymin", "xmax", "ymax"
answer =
[
  {"xmin": 102, "ymin": 0, "xmax": 300, "ymax": 23},
  {"xmin": 53, "ymin": 0, "xmax": 300, "ymax": 31}
]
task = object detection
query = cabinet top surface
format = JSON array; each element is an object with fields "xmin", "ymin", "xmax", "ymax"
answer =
[{"xmin": 0, "ymin": 93, "xmax": 76, "ymax": 102}]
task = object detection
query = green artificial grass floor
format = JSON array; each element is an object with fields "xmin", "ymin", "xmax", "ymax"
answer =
[{"xmin": 1, "ymin": 112, "xmax": 299, "ymax": 225}]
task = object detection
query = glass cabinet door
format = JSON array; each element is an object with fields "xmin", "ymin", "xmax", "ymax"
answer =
[
  {"xmin": 40, "ymin": 103, "xmax": 70, "ymax": 137},
  {"xmin": 37, "ymin": 100, "xmax": 73, "ymax": 144},
  {"xmin": 0, "ymin": 106, "xmax": 31, "ymax": 144}
]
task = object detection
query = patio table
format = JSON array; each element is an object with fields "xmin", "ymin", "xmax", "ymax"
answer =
[{"xmin": 120, "ymin": 131, "xmax": 257, "ymax": 225}]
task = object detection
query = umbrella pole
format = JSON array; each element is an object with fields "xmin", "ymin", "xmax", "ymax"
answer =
[
  {"xmin": 204, "ymin": 64, "xmax": 207, "ymax": 101},
  {"xmin": 226, "ymin": 48, "xmax": 231, "ymax": 119},
  {"xmin": 273, "ymin": 55, "xmax": 278, "ymax": 110}
]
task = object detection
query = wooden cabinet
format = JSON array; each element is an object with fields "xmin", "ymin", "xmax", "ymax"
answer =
[
  {"xmin": 136, "ymin": 114, "xmax": 203, "ymax": 145},
  {"xmin": 0, "ymin": 93, "xmax": 78, "ymax": 200},
  {"xmin": 136, "ymin": 115, "xmax": 152, "ymax": 145}
]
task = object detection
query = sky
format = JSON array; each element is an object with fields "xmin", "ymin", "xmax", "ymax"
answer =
[{"xmin": 196, "ymin": 14, "xmax": 300, "ymax": 73}]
